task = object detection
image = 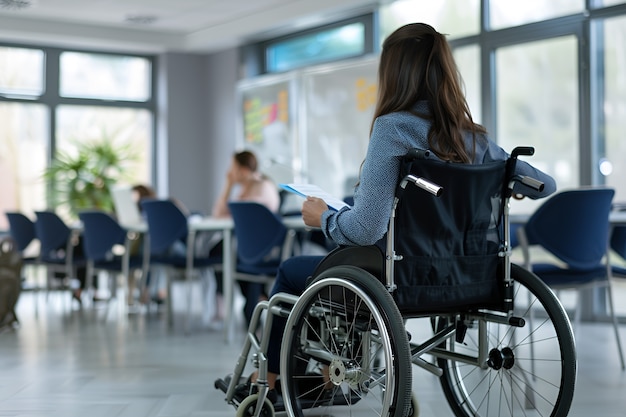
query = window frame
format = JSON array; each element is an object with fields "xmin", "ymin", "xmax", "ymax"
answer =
[{"xmin": 0, "ymin": 42, "xmax": 157, "ymax": 210}]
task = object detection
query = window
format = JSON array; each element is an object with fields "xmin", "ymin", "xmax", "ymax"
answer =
[
  {"xmin": 0, "ymin": 44, "xmax": 154, "ymax": 229},
  {"xmin": 495, "ymin": 36, "xmax": 579, "ymax": 214},
  {"xmin": 56, "ymin": 105, "xmax": 152, "ymax": 183},
  {"xmin": 600, "ymin": 16, "xmax": 626, "ymax": 203},
  {"xmin": 379, "ymin": 0, "xmax": 480, "ymax": 42},
  {"xmin": 0, "ymin": 103, "xmax": 49, "ymax": 228},
  {"xmin": 453, "ymin": 45, "xmax": 482, "ymax": 124},
  {"xmin": 265, "ymin": 19, "xmax": 369, "ymax": 73},
  {"xmin": 489, "ymin": 0, "xmax": 584, "ymax": 29},
  {"xmin": 60, "ymin": 51, "xmax": 151, "ymax": 101},
  {"xmin": 595, "ymin": 0, "xmax": 626, "ymax": 7},
  {"xmin": 0, "ymin": 46, "xmax": 45, "ymax": 97}
]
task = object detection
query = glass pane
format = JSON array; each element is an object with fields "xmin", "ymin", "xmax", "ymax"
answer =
[
  {"xmin": 0, "ymin": 46, "xmax": 45, "ymax": 96},
  {"xmin": 60, "ymin": 52, "xmax": 151, "ymax": 101},
  {"xmin": 495, "ymin": 36, "xmax": 579, "ymax": 214},
  {"xmin": 54, "ymin": 105, "xmax": 152, "ymax": 218},
  {"xmin": 0, "ymin": 103, "xmax": 49, "ymax": 230},
  {"xmin": 379, "ymin": 0, "xmax": 480, "ymax": 44},
  {"xmin": 602, "ymin": 16, "xmax": 626, "ymax": 203},
  {"xmin": 453, "ymin": 44, "xmax": 482, "ymax": 124},
  {"xmin": 266, "ymin": 22, "xmax": 365, "ymax": 72},
  {"xmin": 596, "ymin": 0, "xmax": 626, "ymax": 7},
  {"xmin": 490, "ymin": 0, "xmax": 584, "ymax": 30}
]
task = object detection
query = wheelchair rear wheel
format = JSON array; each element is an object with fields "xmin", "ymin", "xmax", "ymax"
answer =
[
  {"xmin": 280, "ymin": 265, "xmax": 412, "ymax": 417},
  {"xmin": 437, "ymin": 264, "xmax": 576, "ymax": 417}
]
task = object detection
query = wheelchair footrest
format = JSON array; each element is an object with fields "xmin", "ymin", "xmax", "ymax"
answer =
[{"xmin": 214, "ymin": 377, "xmax": 228, "ymax": 393}]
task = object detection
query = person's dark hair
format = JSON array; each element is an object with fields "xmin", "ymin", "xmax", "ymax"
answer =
[
  {"xmin": 132, "ymin": 184, "xmax": 156, "ymax": 200},
  {"xmin": 373, "ymin": 22, "xmax": 486, "ymax": 163},
  {"xmin": 233, "ymin": 150, "xmax": 258, "ymax": 172}
]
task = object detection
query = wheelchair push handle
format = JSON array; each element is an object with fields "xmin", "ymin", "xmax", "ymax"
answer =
[
  {"xmin": 505, "ymin": 146, "xmax": 544, "ymax": 196},
  {"xmin": 511, "ymin": 146, "xmax": 535, "ymax": 158}
]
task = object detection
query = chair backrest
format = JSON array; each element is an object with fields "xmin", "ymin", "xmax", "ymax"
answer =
[
  {"xmin": 78, "ymin": 211, "xmax": 127, "ymax": 262},
  {"xmin": 228, "ymin": 202, "xmax": 287, "ymax": 266},
  {"xmin": 140, "ymin": 199, "xmax": 188, "ymax": 255},
  {"xmin": 34, "ymin": 211, "xmax": 72, "ymax": 255},
  {"xmin": 392, "ymin": 153, "xmax": 509, "ymax": 313},
  {"xmin": 5, "ymin": 212, "xmax": 37, "ymax": 253},
  {"xmin": 524, "ymin": 188, "xmax": 615, "ymax": 270}
]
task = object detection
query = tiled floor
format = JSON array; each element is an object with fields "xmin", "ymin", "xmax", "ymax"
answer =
[{"xmin": 1, "ymin": 286, "xmax": 626, "ymax": 417}]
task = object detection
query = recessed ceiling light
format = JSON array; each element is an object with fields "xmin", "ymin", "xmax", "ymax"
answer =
[
  {"xmin": 125, "ymin": 14, "xmax": 158, "ymax": 25},
  {"xmin": 0, "ymin": 0, "xmax": 32, "ymax": 10}
]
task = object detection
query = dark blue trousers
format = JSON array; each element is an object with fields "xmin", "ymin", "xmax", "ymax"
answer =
[{"xmin": 266, "ymin": 255, "xmax": 324, "ymax": 374}]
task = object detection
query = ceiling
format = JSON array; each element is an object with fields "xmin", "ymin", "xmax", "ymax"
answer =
[{"xmin": 0, "ymin": 0, "xmax": 380, "ymax": 54}]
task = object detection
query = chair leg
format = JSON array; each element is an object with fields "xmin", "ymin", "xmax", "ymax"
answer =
[
  {"xmin": 201, "ymin": 269, "xmax": 217, "ymax": 326},
  {"xmin": 573, "ymin": 290, "xmax": 582, "ymax": 342},
  {"xmin": 605, "ymin": 283, "xmax": 625, "ymax": 370},
  {"xmin": 166, "ymin": 269, "xmax": 174, "ymax": 327},
  {"xmin": 185, "ymin": 270, "xmax": 193, "ymax": 334}
]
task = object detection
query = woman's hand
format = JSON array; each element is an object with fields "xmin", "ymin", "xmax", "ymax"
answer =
[
  {"xmin": 226, "ymin": 164, "xmax": 237, "ymax": 186},
  {"xmin": 301, "ymin": 196, "xmax": 328, "ymax": 228}
]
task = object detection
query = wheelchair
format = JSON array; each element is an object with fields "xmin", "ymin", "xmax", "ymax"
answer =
[{"xmin": 215, "ymin": 147, "xmax": 577, "ymax": 417}]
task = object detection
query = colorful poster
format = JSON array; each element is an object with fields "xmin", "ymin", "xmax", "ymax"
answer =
[{"xmin": 237, "ymin": 75, "xmax": 296, "ymax": 184}]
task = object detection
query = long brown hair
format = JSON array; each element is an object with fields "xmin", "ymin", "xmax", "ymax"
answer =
[{"xmin": 373, "ymin": 23, "xmax": 485, "ymax": 163}]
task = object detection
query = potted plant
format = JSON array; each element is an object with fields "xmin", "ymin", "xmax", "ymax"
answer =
[{"xmin": 43, "ymin": 139, "xmax": 138, "ymax": 218}]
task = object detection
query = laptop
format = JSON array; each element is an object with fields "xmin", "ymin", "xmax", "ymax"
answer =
[{"xmin": 111, "ymin": 186, "xmax": 145, "ymax": 229}]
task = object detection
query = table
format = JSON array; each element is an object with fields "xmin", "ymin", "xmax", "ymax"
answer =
[
  {"xmin": 187, "ymin": 215, "xmax": 309, "ymax": 343},
  {"xmin": 510, "ymin": 210, "xmax": 626, "ymax": 227},
  {"xmin": 185, "ymin": 216, "xmax": 234, "ymax": 340},
  {"xmin": 609, "ymin": 210, "xmax": 626, "ymax": 226}
]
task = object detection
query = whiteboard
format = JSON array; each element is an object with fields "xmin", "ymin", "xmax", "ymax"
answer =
[
  {"xmin": 236, "ymin": 56, "xmax": 378, "ymax": 198},
  {"xmin": 300, "ymin": 57, "xmax": 378, "ymax": 199}
]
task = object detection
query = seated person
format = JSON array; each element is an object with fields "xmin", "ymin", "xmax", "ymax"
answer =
[
  {"xmin": 212, "ymin": 150, "xmax": 281, "ymax": 327},
  {"xmin": 234, "ymin": 22, "xmax": 557, "ymax": 403}
]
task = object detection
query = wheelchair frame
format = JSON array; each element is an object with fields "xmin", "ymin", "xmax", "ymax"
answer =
[{"xmin": 215, "ymin": 147, "xmax": 577, "ymax": 417}]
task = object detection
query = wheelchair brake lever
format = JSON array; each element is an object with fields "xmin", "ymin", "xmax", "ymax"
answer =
[
  {"xmin": 519, "ymin": 175, "xmax": 544, "ymax": 192},
  {"xmin": 401, "ymin": 174, "xmax": 443, "ymax": 197}
]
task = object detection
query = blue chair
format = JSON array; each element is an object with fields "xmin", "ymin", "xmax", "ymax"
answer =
[
  {"xmin": 5, "ymin": 212, "xmax": 37, "ymax": 259},
  {"xmin": 78, "ymin": 210, "xmax": 144, "ymax": 308},
  {"xmin": 5, "ymin": 212, "xmax": 39, "ymax": 287},
  {"xmin": 518, "ymin": 188, "xmax": 625, "ymax": 369},
  {"xmin": 140, "ymin": 199, "xmax": 221, "ymax": 331},
  {"xmin": 34, "ymin": 210, "xmax": 86, "ymax": 303},
  {"xmin": 228, "ymin": 202, "xmax": 289, "ymax": 327}
]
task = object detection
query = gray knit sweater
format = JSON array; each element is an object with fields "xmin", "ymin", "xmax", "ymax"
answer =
[{"xmin": 321, "ymin": 101, "xmax": 557, "ymax": 247}]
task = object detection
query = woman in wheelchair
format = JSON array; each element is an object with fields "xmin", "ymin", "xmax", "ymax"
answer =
[{"xmin": 218, "ymin": 22, "xmax": 570, "ymax": 417}]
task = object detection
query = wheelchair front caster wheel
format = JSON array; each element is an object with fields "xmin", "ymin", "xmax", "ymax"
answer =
[{"xmin": 236, "ymin": 394, "xmax": 275, "ymax": 417}]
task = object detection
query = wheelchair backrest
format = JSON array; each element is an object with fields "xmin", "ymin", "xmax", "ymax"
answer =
[{"xmin": 392, "ymin": 151, "xmax": 508, "ymax": 314}]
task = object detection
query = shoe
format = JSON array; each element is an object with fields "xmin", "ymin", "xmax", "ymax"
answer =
[
  {"xmin": 71, "ymin": 291, "xmax": 82, "ymax": 307},
  {"xmin": 265, "ymin": 389, "xmax": 278, "ymax": 404},
  {"xmin": 233, "ymin": 375, "xmax": 278, "ymax": 405},
  {"xmin": 152, "ymin": 295, "xmax": 165, "ymax": 305}
]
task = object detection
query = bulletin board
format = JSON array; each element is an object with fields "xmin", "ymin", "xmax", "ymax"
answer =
[{"xmin": 236, "ymin": 73, "xmax": 298, "ymax": 185}]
